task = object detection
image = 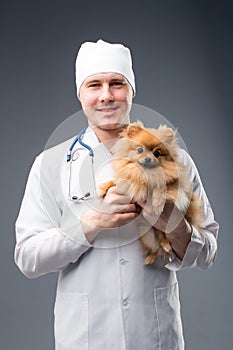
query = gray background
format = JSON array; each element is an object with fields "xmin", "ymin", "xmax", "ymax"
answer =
[{"xmin": 1, "ymin": 0, "xmax": 232, "ymax": 349}]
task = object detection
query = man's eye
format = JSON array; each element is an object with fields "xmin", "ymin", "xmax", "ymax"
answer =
[
  {"xmin": 111, "ymin": 81, "xmax": 125, "ymax": 86},
  {"xmin": 137, "ymin": 147, "xmax": 144, "ymax": 154},
  {"xmin": 153, "ymin": 149, "xmax": 161, "ymax": 158},
  {"xmin": 89, "ymin": 84, "xmax": 100, "ymax": 88}
]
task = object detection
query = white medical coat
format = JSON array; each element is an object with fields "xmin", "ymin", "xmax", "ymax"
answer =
[{"xmin": 15, "ymin": 127, "xmax": 219, "ymax": 350}]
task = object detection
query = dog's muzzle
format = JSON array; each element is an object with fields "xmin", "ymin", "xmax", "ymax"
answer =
[{"xmin": 139, "ymin": 157, "xmax": 159, "ymax": 168}]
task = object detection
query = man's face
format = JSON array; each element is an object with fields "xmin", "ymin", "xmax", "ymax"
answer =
[{"xmin": 78, "ymin": 72, "xmax": 134, "ymax": 131}]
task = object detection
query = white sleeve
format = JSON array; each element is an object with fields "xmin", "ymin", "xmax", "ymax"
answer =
[
  {"xmin": 14, "ymin": 154, "xmax": 92, "ymax": 279},
  {"xmin": 166, "ymin": 150, "xmax": 219, "ymax": 271}
]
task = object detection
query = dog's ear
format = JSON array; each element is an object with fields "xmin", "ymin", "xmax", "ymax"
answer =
[
  {"xmin": 156, "ymin": 125, "xmax": 176, "ymax": 144},
  {"xmin": 125, "ymin": 121, "xmax": 144, "ymax": 137}
]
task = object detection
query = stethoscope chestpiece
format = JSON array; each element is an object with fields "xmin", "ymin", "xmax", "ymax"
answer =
[{"xmin": 71, "ymin": 192, "xmax": 91, "ymax": 201}]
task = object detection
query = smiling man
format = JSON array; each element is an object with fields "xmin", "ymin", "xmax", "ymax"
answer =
[
  {"xmin": 15, "ymin": 39, "xmax": 219, "ymax": 350},
  {"xmin": 78, "ymin": 72, "xmax": 133, "ymax": 131},
  {"xmin": 76, "ymin": 40, "xmax": 135, "ymax": 134}
]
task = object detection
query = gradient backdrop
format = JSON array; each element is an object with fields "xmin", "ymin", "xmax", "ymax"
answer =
[{"xmin": 1, "ymin": 1, "xmax": 232, "ymax": 349}]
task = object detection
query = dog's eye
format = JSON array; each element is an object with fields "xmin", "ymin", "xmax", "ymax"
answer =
[
  {"xmin": 137, "ymin": 147, "xmax": 144, "ymax": 154},
  {"xmin": 153, "ymin": 149, "xmax": 161, "ymax": 158}
]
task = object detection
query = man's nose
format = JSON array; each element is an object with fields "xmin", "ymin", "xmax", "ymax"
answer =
[{"xmin": 99, "ymin": 85, "xmax": 114, "ymax": 103}]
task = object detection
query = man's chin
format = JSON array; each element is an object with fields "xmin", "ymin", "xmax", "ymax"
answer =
[{"xmin": 97, "ymin": 122, "xmax": 127, "ymax": 131}]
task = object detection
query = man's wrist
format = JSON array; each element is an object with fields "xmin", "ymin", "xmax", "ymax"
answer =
[
  {"xmin": 165, "ymin": 219, "xmax": 192, "ymax": 260},
  {"xmin": 166, "ymin": 219, "xmax": 192, "ymax": 239},
  {"xmin": 80, "ymin": 212, "xmax": 101, "ymax": 243}
]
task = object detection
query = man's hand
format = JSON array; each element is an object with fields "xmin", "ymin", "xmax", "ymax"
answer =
[
  {"xmin": 80, "ymin": 186, "xmax": 139, "ymax": 243},
  {"xmin": 138, "ymin": 197, "xmax": 192, "ymax": 260}
]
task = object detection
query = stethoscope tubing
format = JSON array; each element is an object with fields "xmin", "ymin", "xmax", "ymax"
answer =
[
  {"xmin": 67, "ymin": 126, "xmax": 95, "ymax": 201},
  {"xmin": 67, "ymin": 126, "xmax": 94, "ymax": 162}
]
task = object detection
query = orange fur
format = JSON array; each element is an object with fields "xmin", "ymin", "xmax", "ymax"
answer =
[{"xmin": 97, "ymin": 121, "xmax": 204, "ymax": 264}]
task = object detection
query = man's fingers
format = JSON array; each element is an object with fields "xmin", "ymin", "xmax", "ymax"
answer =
[{"xmin": 105, "ymin": 186, "xmax": 132, "ymax": 205}]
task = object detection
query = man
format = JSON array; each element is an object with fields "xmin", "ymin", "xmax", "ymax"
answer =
[{"xmin": 15, "ymin": 39, "xmax": 218, "ymax": 350}]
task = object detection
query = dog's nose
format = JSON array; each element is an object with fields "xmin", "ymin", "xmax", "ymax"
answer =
[{"xmin": 144, "ymin": 156, "xmax": 151, "ymax": 163}]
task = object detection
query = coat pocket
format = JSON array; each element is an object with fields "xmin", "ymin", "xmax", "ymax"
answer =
[
  {"xmin": 54, "ymin": 292, "xmax": 88, "ymax": 350},
  {"xmin": 154, "ymin": 282, "xmax": 184, "ymax": 350}
]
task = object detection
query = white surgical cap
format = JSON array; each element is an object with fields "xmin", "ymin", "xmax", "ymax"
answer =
[{"xmin": 75, "ymin": 39, "xmax": 136, "ymax": 95}]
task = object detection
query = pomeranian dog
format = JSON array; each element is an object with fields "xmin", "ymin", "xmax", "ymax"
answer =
[{"xmin": 97, "ymin": 121, "xmax": 203, "ymax": 264}]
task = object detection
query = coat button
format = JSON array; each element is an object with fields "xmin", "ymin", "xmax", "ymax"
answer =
[
  {"xmin": 120, "ymin": 258, "xmax": 127, "ymax": 265},
  {"xmin": 122, "ymin": 298, "xmax": 129, "ymax": 306}
]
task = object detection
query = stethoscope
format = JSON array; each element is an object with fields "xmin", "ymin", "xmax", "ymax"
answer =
[{"xmin": 66, "ymin": 127, "xmax": 95, "ymax": 201}]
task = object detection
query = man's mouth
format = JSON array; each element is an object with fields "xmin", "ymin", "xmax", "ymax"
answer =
[{"xmin": 96, "ymin": 106, "xmax": 119, "ymax": 112}]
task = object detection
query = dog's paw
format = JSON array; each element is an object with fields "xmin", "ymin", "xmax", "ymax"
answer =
[
  {"xmin": 144, "ymin": 253, "xmax": 158, "ymax": 265},
  {"xmin": 160, "ymin": 239, "xmax": 172, "ymax": 253},
  {"xmin": 96, "ymin": 180, "xmax": 115, "ymax": 198},
  {"xmin": 96, "ymin": 187, "xmax": 106, "ymax": 198}
]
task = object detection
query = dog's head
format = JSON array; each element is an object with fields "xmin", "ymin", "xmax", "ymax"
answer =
[{"xmin": 113, "ymin": 121, "xmax": 178, "ymax": 170}]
